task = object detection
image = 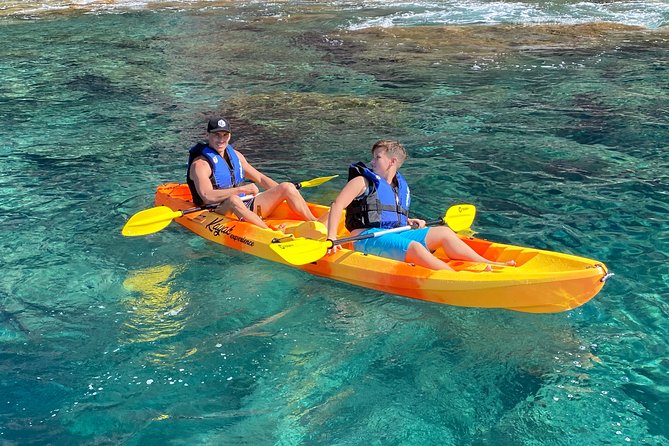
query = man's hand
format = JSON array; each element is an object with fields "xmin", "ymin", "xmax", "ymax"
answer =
[{"xmin": 242, "ymin": 183, "xmax": 260, "ymax": 196}]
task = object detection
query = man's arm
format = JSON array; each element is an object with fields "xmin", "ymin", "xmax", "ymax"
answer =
[
  {"xmin": 189, "ymin": 158, "xmax": 259, "ymax": 204},
  {"xmin": 237, "ymin": 151, "xmax": 279, "ymax": 190}
]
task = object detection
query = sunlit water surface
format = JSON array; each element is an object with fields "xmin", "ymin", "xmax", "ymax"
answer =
[{"xmin": 1, "ymin": 1, "xmax": 668, "ymax": 444}]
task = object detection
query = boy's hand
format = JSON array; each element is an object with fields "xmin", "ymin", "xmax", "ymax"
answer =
[
  {"xmin": 408, "ymin": 218, "xmax": 426, "ymax": 228},
  {"xmin": 327, "ymin": 240, "xmax": 341, "ymax": 255}
]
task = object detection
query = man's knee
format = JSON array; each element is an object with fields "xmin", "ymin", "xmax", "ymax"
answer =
[
  {"xmin": 278, "ymin": 182, "xmax": 298, "ymax": 196},
  {"xmin": 226, "ymin": 195, "xmax": 247, "ymax": 211}
]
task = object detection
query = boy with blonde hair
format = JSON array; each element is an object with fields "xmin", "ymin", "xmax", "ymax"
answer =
[{"xmin": 326, "ymin": 140, "xmax": 512, "ymax": 270}]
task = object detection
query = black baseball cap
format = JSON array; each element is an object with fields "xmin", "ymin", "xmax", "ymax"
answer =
[{"xmin": 207, "ymin": 117, "xmax": 231, "ymax": 133}]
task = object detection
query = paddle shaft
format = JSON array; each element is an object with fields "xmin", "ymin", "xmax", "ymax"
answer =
[
  {"xmin": 268, "ymin": 205, "xmax": 474, "ymax": 265},
  {"xmin": 122, "ymin": 175, "xmax": 338, "ymax": 237},
  {"xmin": 178, "ymin": 194, "xmax": 253, "ymax": 217},
  {"xmin": 328, "ymin": 217, "xmax": 444, "ymax": 247}
]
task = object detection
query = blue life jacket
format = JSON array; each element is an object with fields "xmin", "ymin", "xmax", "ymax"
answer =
[
  {"xmin": 186, "ymin": 143, "xmax": 245, "ymax": 205},
  {"xmin": 345, "ymin": 162, "xmax": 410, "ymax": 231}
]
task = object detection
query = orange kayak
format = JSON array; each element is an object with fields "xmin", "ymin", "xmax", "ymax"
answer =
[{"xmin": 155, "ymin": 183, "xmax": 611, "ymax": 313}]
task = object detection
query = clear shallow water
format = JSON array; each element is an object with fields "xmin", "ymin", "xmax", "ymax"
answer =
[{"xmin": 1, "ymin": 1, "xmax": 668, "ymax": 444}]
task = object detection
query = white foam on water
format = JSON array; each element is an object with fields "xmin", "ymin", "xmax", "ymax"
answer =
[
  {"xmin": 343, "ymin": 0, "xmax": 669, "ymax": 29},
  {"xmin": 3, "ymin": 0, "xmax": 668, "ymax": 28}
]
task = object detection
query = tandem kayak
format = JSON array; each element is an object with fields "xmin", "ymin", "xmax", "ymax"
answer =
[{"xmin": 154, "ymin": 183, "xmax": 611, "ymax": 313}]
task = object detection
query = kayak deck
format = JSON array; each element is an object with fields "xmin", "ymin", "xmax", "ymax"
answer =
[{"xmin": 155, "ymin": 183, "xmax": 611, "ymax": 313}]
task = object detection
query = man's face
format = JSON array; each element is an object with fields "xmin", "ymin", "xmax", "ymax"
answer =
[{"xmin": 208, "ymin": 131, "xmax": 231, "ymax": 151}]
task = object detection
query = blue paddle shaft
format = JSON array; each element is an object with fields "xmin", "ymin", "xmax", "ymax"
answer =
[{"xmin": 329, "ymin": 217, "xmax": 444, "ymax": 247}]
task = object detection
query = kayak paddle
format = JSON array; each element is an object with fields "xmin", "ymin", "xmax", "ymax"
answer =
[
  {"xmin": 294, "ymin": 175, "xmax": 338, "ymax": 189},
  {"xmin": 121, "ymin": 175, "xmax": 338, "ymax": 237},
  {"xmin": 270, "ymin": 204, "xmax": 476, "ymax": 266}
]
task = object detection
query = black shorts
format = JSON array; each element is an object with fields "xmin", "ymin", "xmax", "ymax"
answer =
[{"xmin": 244, "ymin": 197, "xmax": 256, "ymax": 212}]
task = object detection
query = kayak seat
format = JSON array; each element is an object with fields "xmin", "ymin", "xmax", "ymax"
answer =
[{"xmin": 284, "ymin": 220, "xmax": 328, "ymax": 241}]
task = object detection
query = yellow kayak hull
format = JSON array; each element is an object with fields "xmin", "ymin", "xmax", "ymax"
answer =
[{"xmin": 155, "ymin": 183, "xmax": 611, "ymax": 313}]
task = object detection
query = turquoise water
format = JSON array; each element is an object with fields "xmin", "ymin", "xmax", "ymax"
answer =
[{"xmin": 1, "ymin": 1, "xmax": 668, "ymax": 444}]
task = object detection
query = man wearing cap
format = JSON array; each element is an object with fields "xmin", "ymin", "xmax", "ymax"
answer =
[{"xmin": 186, "ymin": 117, "xmax": 319, "ymax": 229}]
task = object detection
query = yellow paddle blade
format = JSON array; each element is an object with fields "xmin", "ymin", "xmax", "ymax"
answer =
[
  {"xmin": 270, "ymin": 238, "xmax": 330, "ymax": 265},
  {"xmin": 122, "ymin": 206, "xmax": 184, "ymax": 237},
  {"xmin": 298, "ymin": 175, "xmax": 338, "ymax": 188},
  {"xmin": 445, "ymin": 204, "xmax": 476, "ymax": 233}
]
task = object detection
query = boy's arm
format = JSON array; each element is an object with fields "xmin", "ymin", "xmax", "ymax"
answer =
[{"xmin": 327, "ymin": 176, "xmax": 367, "ymax": 247}]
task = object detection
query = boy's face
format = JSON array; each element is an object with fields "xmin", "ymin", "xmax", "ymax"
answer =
[{"xmin": 371, "ymin": 148, "xmax": 395, "ymax": 175}]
